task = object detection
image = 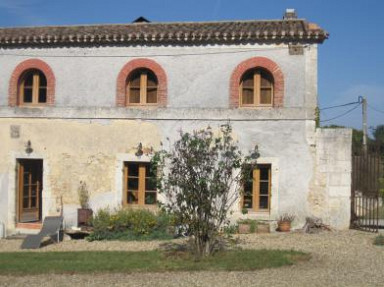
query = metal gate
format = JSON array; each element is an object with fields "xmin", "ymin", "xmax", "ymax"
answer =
[{"xmin": 351, "ymin": 152, "xmax": 383, "ymax": 232}]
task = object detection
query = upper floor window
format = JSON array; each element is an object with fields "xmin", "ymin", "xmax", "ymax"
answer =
[
  {"xmin": 127, "ymin": 69, "xmax": 158, "ymax": 105},
  {"xmin": 229, "ymin": 57, "xmax": 284, "ymax": 108},
  {"xmin": 116, "ymin": 59, "xmax": 167, "ymax": 107},
  {"xmin": 240, "ymin": 68, "xmax": 273, "ymax": 107},
  {"xmin": 18, "ymin": 69, "xmax": 47, "ymax": 105}
]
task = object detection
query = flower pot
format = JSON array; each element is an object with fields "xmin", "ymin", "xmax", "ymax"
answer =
[
  {"xmin": 238, "ymin": 223, "xmax": 251, "ymax": 234},
  {"xmin": 257, "ymin": 223, "xmax": 270, "ymax": 233},
  {"xmin": 78, "ymin": 208, "xmax": 93, "ymax": 227},
  {"xmin": 277, "ymin": 221, "xmax": 291, "ymax": 232}
]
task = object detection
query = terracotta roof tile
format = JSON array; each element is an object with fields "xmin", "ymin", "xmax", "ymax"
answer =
[{"xmin": 0, "ymin": 19, "xmax": 328, "ymax": 47}]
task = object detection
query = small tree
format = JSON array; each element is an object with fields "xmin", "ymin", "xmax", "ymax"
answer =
[{"xmin": 152, "ymin": 124, "xmax": 259, "ymax": 259}]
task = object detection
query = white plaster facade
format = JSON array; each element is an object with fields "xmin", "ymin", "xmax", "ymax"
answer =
[{"xmin": 0, "ymin": 17, "xmax": 352, "ymax": 235}]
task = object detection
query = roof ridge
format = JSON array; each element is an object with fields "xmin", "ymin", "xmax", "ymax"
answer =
[{"xmin": 0, "ymin": 18, "xmax": 308, "ymax": 30}]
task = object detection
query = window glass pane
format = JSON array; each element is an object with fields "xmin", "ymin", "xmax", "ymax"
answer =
[
  {"xmin": 242, "ymin": 89, "xmax": 254, "ymax": 105},
  {"xmin": 242, "ymin": 77, "xmax": 253, "ymax": 88},
  {"xmin": 39, "ymin": 72, "xmax": 47, "ymax": 86},
  {"xmin": 39, "ymin": 88, "xmax": 47, "ymax": 103},
  {"xmin": 147, "ymin": 73, "xmax": 157, "ymax": 87},
  {"xmin": 23, "ymin": 88, "xmax": 33, "ymax": 103},
  {"xmin": 145, "ymin": 164, "xmax": 156, "ymax": 177},
  {"xmin": 129, "ymin": 73, "xmax": 141, "ymax": 87},
  {"xmin": 145, "ymin": 192, "xmax": 156, "ymax": 205},
  {"xmin": 127, "ymin": 164, "xmax": 139, "ymax": 176},
  {"xmin": 244, "ymin": 179, "xmax": 252, "ymax": 192},
  {"xmin": 128, "ymin": 71, "xmax": 141, "ymax": 104},
  {"xmin": 259, "ymin": 196, "xmax": 268, "ymax": 209},
  {"xmin": 23, "ymin": 171, "xmax": 30, "ymax": 184},
  {"xmin": 145, "ymin": 178, "xmax": 156, "ymax": 191},
  {"xmin": 260, "ymin": 167, "xmax": 269, "ymax": 180},
  {"xmin": 260, "ymin": 73, "xmax": 272, "ymax": 87},
  {"xmin": 241, "ymin": 71, "xmax": 254, "ymax": 88},
  {"xmin": 31, "ymin": 197, "xmax": 36, "ymax": 208},
  {"xmin": 260, "ymin": 89, "xmax": 272, "ymax": 105},
  {"xmin": 23, "ymin": 198, "xmax": 29, "ymax": 208},
  {"xmin": 31, "ymin": 186, "xmax": 37, "ymax": 197},
  {"xmin": 127, "ymin": 191, "xmax": 138, "ymax": 204},
  {"xmin": 146, "ymin": 88, "xmax": 157, "ymax": 103},
  {"xmin": 129, "ymin": 88, "xmax": 140, "ymax": 103},
  {"xmin": 260, "ymin": 182, "xmax": 269, "ymax": 195},
  {"xmin": 23, "ymin": 185, "xmax": 29, "ymax": 198},
  {"xmin": 127, "ymin": 177, "xmax": 139, "ymax": 190},
  {"xmin": 24, "ymin": 73, "xmax": 34, "ymax": 86}
]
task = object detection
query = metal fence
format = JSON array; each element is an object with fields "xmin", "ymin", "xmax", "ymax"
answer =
[
  {"xmin": 351, "ymin": 153, "xmax": 383, "ymax": 232},
  {"xmin": 351, "ymin": 195, "xmax": 382, "ymax": 232}
]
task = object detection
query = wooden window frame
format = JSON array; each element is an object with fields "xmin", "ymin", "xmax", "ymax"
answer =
[
  {"xmin": 18, "ymin": 69, "xmax": 47, "ymax": 106},
  {"xmin": 242, "ymin": 164, "xmax": 272, "ymax": 212},
  {"xmin": 123, "ymin": 162, "xmax": 157, "ymax": 206},
  {"xmin": 126, "ymin": 69, "xmax": 158, "ymax": 106},
  {"xmin": 17, "ymin": 159, "xmax": 43, "ymax": 223},
  {"xmin": 240, "ymin": 69, "xmax": 273, "ymax": 107}
]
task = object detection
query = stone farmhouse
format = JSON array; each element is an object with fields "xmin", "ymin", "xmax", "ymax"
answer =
[{"xmin": 0, "ymin": 10, "xmax": 352, "ymax": 235}]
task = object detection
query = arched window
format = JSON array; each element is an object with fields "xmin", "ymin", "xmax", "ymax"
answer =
[
  {"xmin": 240, "ymin": 68, "xmax": 273, "ymax": 107},
  {"xmin": 116, "ymin": 58, "xmax": 167, "ymax": 107},
  {"xmin": 127, "ymin": 69, "xmax": 158, "ymax": 105},
  {"xmin": 18, "ymin": 69, "xmax": 47, "ymax": 105},
  {"xmin": 229, "ymin": 57, "xmax": 284, "ymax": 108}
]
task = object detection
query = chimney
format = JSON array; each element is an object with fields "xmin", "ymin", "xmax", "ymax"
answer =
[{"xmin": 283, "ymin": 9, "xmax": 297, "ymax": 20}]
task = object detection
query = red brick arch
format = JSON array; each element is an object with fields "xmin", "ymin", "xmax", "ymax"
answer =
[
  {"xmin": 116, "ymin": 58, "xmax": 167, "ymax": 107},
  {"xmin": 229, "ymin": 57, "xmax": 284, "ymax": 108},
  {"xmin": 8, "ymin": 59, "xmax": 56, "ymax": 106}
]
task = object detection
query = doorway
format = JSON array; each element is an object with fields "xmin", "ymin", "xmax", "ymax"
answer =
[{"xmin": 17, "ymin": 159, "xmax": 43, "ymax": 223}]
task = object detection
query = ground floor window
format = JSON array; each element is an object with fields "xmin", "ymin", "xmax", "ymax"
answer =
[
  {"xmin": 123, "ymin": 162, "xmax": 157, "ymax": 206},
  {"xmin": 242, "ymin": 164, "xmax": 271, "ymax": 212}
]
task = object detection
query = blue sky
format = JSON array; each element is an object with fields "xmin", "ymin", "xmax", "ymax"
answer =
[{"xmin": 0, "ymin": 0, "xmax": 383, "ymax": 131}]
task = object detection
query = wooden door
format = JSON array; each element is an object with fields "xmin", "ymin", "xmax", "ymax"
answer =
[{"xmin": 18, "ymin": 159, "xmax": 43, "ymax": 223}]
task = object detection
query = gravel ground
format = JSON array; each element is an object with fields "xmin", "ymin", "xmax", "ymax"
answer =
[{"xmin": 0, "ymin": 230, "xmax": 383, "ymax": 287}]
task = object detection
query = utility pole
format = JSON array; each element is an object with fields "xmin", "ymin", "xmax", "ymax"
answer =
[{"xmin": 362, "ymin": 96, "xmax": 368, "ymax": 154}]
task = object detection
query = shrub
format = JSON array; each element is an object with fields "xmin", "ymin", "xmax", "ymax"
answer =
[
  {"xmin": 222, "ymin": 224, "xmax": 238, "ymax": 235},
  {"xmin": 87, "ymin": 208, "xmax": 174, "ymax": 241}
]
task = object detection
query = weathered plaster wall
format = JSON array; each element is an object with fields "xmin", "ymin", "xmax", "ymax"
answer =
[
  {"xmin": 0, "ymin": 44, "xmax": 315, "ymax": 109},
  {"xmin": 0, "ymin": 117, "xmax": 318, "ymax": 230},
  {"xmin": 309, "ymin": 128, "xmax": 352, "ymax": 230},
  {"xmin": 0, "ymin": 119, "xmax": 161, "ymax": 229}
]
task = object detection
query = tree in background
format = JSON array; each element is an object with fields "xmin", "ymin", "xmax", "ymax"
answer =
[
  {"xmin": 152, "ymin": 124, "xmax": 259, "ymax": 259},
  {"xmin": 372, "ymin": 125, "xmax": 384, "ymax": 156}
]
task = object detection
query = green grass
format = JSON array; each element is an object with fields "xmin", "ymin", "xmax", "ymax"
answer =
[{"xmin": 0, "ymin": 249, "xmax": 309, "ymax": 274}]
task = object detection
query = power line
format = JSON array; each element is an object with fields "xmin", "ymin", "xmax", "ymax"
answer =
[
  {"xmin": 320, "ymin": 102, "xmax": 361, "ymax": 122},
  {"xmin": 367, "ymin": 103, "xmax": 384, "ymax": 114},
  {"xmin": 319, "ymin": 100, "xmax": 360, "ymax": 111},
  {"xmin": 0, "ymin": 46, "xmax": 290, "ymax": 58}
]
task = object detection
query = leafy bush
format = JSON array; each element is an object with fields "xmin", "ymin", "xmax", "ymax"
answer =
[
  {"xmin": 87, "ymin": 208, "xmax": 174, "ymax": 241},
  {"xmin": 222, "ymin": 224, "xmax": 238, "ymax": 235}
]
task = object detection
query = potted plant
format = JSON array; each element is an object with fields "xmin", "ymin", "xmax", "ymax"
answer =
[
  {"xmin": 77, "ymin": 181, "xmax": 93, "ymax": 227},
  {"xmin": 277, "ymin": 213, "xmax": 295, "ymax": 232},
  {"xmin": 237, "ymin": 219, "xmax": 257, "ymax": 234}
]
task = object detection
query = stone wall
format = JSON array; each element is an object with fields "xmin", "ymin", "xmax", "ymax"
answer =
[{"xmin": 309, "ymin": 128, "xmax": 352, "ymax": 230}]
